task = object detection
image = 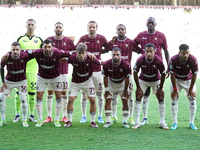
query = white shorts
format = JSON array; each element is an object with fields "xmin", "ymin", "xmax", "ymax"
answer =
[
  {"xmin": 139, "ymin": 79, "xmax": 161, "ymax": 94},
  {"xmin": 36, "ymin": 75, "xmax": 62, "ymax": 92},
  {"xmin": 128, "ymin": 75, "xmax": 134, "ymax": 93},
  {"xmin": 92, "ymin": 71, "xmax": 103, "ymax": 92},
  {"xmin": 170, "ymin": 79, "xmax": 196, "ymax": 95},
  {"xmin": 3, "ymin": 80, "xmax": 27, "ymax": 96},
  {"xmin": 47, "ymin": 74, "xmax": 68, "ymax": 91},
  {"xmin": 68, "ymin": 77, "xmax": 96, "ymax": 97}
]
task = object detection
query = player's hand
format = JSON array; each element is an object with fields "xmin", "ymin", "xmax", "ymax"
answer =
[
  {"xmin": 122, "ymin": 90, "xmax": 129, "ymax": 100},
  {"xmin": 87, "ymin": 53, "xmax": 96, "ymax": 61},
  {"xmin": 111, "ymin": 36, "xmax": 117, "ymax": 44},
  {"xmin": 135, "ymin": 87, "xmax": 143, "ymax": 100},
  {"xmin": 0, "ymin": 82, "xmax": 7, "ymax": 92},
  {"xmin": 104, "ymin": 91, "xmax": 112, "ymax": 99},
  {"xmin": 1, "ymin": 52, "xmax": 10, "ymax": 62},
  {"xmin": 188, "ymin": 89, "xmax": 196, "ymax": 100},
  {"xmin": 165, "ymin": 72, "xmax": 170, "ymax": 79},
  {"xmin": 171, "ymin": 90, "xmax": 179, "ymax": 100},
  {"xmin": 156, "ymin": 88, "xmax": 164, "ymax": 100}
]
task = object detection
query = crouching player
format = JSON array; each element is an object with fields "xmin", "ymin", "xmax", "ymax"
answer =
[
  {"xmin": 132, "ymin": 43, "xmax": 169, "ymax": 130},
  {"xmin": 0, "ymin": 42, "xmax": 33, "ymax": 127},
  {"xmin": 103, "ymin": 47, "xmax": 131, "ymax": 128},
  {"xmin": 64, "ymin": 43, "xmax": 102, "ymax": 128},
  {"xmin": 169, "ymin": 44, "xmax": 198, "ymax": 130}
]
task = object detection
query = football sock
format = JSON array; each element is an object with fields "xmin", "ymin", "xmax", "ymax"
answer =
[
  {"xmin": 20, "ymin": 95, "xmax": 28, "ymax": 121},
  {"xmin": 55, "ymin": 99, "xmax": 62, "ymax": 121},
  {"xmin": 28, "ymin": 92, "xmax": 36, "ymax": 115},
  {"xmin": 15, "ymin": 91, "xmax": 21, "ymax": 115},
  {"xmin": 0, "ymin": 94, "xmax": 7, "ymax": 121},
  {"xmin": 111, "ymin": 92, "xmax": 118, "ymax": 118},
  {"xmin": 36, "ymin": 99, "xmax": 43, "ymax": 121},
  {"xmin": 105, "ymin": 110, "xmax": 111, "ymax": 122},
  {"xmin": 67, "ymin": 111, "xmax": 73, "ymax": 122},
  {"xmin": 128, "ymin": 93, "xmax": 134, "ymax": 118},
  {"xmin": 90, "ymin": 112, "xmax": 96, "ymax": 123},
  {"xmin": 81, "ymin": 92, "xmax": 87, "ymax": 117},
  {"xmin": 97, "ymin": 92, "xmax": 103, "ymax": 117},
  {"xmin": 62, "ymin": 95, "xmax": 68, "ymax": 117},
  {"xmin": 171, "ymin": 98, "xmax": 178, "ymax": 124},
  {"xmin": 158, "ymin": 101, "xmax": 165, "ymax": 124},
  {"xmin": 142, "ymin": 95, "xmax": 149, "ymax": 119},
  {"xmin": 134, "ymin": 101, "xmax": 141, "ymax": 123},
  {"xmin": 189, "ymin": 97, "xmax": 196, "ymax": 124},
  {"xmin": 46, "ymin": 94, "xmax": 53, "ymax": 117},
  {"xmin": 122, "ymin": 110, "xmax": 129, "ymax": 123}
]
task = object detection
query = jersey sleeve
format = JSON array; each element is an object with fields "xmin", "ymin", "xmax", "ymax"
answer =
[
  {"xmin": 68, "ymin": 39, "xmax": 76, "ymax": 51},
  {"xmin": 133, "ymin": 58, "xmax": 141, "ymax": 73},
  {"xmin": 191, "ymin": 58, "xmax": 198, "ymax": 74},
  {"xmin": 133, "ymin": 33, "xmax": 141, "ymax": 45},
  {"xmin": 102, "ymin": 64, "xmax": 108, "ymax": 77},
  {"xmin": 168, "ymin": 58, "xmax": 176, "ymax": 74},
  {"xmin": 158, "ymin": 59, "xmax": 165, "ymax": 74},
  {"xmin": 124, "ymin": 64, "xmax": 131, "ymax": 77},
  {"xmin": 131, "ymin": 40, "xmax": 141, "ymax": 54},
  {"xmin": 104, "ymin": 41, "xmax": 113, "ymax": 52},
  {"xmin": 76, "ymin": 37, "xmax": 84, "ymax": 47},
  {"xmin": 161, "ymin": 34, "xmax": 168, "ymax": 51},
  {"xmin": 102, "ymin": 36, "xmax": 108, "ymax": 48}
]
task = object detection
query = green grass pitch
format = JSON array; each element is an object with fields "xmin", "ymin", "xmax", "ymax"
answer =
[{"xmin": 0, "ymin": 78, "xmax": 199, "ymax": 150}]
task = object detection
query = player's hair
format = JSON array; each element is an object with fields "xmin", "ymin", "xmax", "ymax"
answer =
[
  {"xmin": 88, "ymin": 21, "xmax": 98, "ymax": 28},
  {"xmin": 43, "ymin": 39, "xmax": 53, "ymax": 46},
  {"xmin": 11, "ymin": 42, "xmax": 20, "ymax": 48},
  {"xmin": 116, "ymin": 24, "xmax": 126, "ymax": 30},
  {"xmin": 55, "ymin": 22, "xmax": 63, "ymax": 27},
  {"xmin": 76, "ymin": 42, "xmax": 87, "ymax": 52},
  {"xmin": 144, "ymin": 43, "xmax": 156, "ymax": 50},
  {"xmin": 147, "ymin": 17, "xmax": 156, "ymax": 23},
  {"xmin": 112, "ymin": 47, "xmax": 121, "ymax": 53},
  {"xmin": 179, "ymin": 44, "xmax": 189, "ymax": 51},
  {"xmin": 26, "ymin": 19, "xmax": 36, "ymax": 24}
]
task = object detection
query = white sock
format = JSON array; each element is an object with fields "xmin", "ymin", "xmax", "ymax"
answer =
[
  {"xmin": 111, "ymin": 92, "xmax": 118, "ymax": 118},
  {"xmin": 171, "ymin": 98, "xmax": 178, "ymax": 124},
  {"xmin": 105, "ymin": 110, "xmax": 111, "ymax": 123},
  {"xmin": 189, "ymin": 97, "xmax": 196, "ymax": 124},
  {"xmin": 128, "ymin": 93, "xmax": 134, "ymax": 118},
  {"xmin": 46, "ymin": 94, "xmax": 53, "ymax": 117},
  {"xmin": 122, "ymin": 110, "xmax": 129, "ymax": 123},
  {"xmin": 36, "ymin": 99, "xmax": 43, "ymax": 121},
  {"xmin": 67, "ymin": 111, "xmax": 73, "ymax": 122},
  {"xmin": 81, "ymin": 92, "xmax": 87, "ymax": 117},
  {"xmin": 97, "ymin": 92, "xmax": 103, "ymax": 117},
  {"xmin": 0, "ymin": 94, "xmax": 7, "ymax": 121},
  {"xmin": 158, "ymin": 101, "xmax": 165, "ymax": 124},
  {"xmin": 55, "ymin": 99, "xmax": 62, "ymax": 121},
  {"xmin": 20, "ymin": 95, "xmax": 28, "ymax": 122},
  {"xmin": 142, "ymin": 95, "xmax": 149, "ymax": 119},
  {"xmin": 90, "ymin": 112, "xmax": 96, "ymax": 123},
  {"xmin": 62, "ymin": 95, "xmax": 68, "ymax": 117},
  {"xmin": 134, "ymin": 101, "xmax": 141, "ymax": 123}
]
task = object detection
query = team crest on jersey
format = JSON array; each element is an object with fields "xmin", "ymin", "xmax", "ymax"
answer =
[
  {"xmin": 119, "ymin": 68, "xmax": 123, "ymax": 72},
  {"xmin": 53, "ymin": 59, "xmax": 56, "ymax": 61},
  {"xmin": 34, "ymin": 40, "xmax": 38, "ymax": 43},
  {"xmin": 21, "ymin": 60, "xmax": 24, "ymax": 63},
  {"xmin": 155, "ymin": 38, "xmax": 157, "ymax": 40},
  {"xmin": 86, "ymin": 63, "xmax": 89, "ymax": 66},
  {"xmin": 170, "ymin": 64, "xmax": 173, "ymax": 69},
  {"xmin": 97, "ymin": 40, "xmax": 100, "ymax": 44},
  {"xmin": 134, "ymin": 64, "xmax": 137, "ymax": 69},
  {"xmin": 152, "ymin": 65, "xmax": 157, "ymax": 68},
  {"xmin": 186, "ymin": 65, "xmax": 190, "ymax": 68},
  {"xmin": 63, "ymin": 43, "xmax": 66, "ymax": 46},
  {"xmin": 53, "ymin": 43, "xmax": 55, "ymax": 45},
  {"xmin": 125, "ymin": 44, "xmax": 128, "ymax": 47}
]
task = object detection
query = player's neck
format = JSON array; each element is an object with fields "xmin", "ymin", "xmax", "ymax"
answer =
[
  {"xmin": 55, "ymin": 35, "xmax": 63, "ymax": 40},
  {"xmin": 117, "ymin": 36, "xmax": 126, "ymax": 40},
  {"xmin": 26, "ymin": 32, "xmax": 34, "ymax": 37},
  {"xmin": 88, "ymin": 33, "xmax": 96, "ymax": 38},
  {"xmin": 147, "ymin": 29, "xmax": 156, "ymax": 34}
]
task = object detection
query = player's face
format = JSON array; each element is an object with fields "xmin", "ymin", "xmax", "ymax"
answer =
[
  {"xmin": 116, "ymin": 26, "xmax": 126, "ymax": 37},
  {"xmin": 87, "ymin": 23, "xmax": 97, "ymax": 36},
  {"xmin": 145, "ymin": 47, "xmax": 155, "ymax": 61},
  {"xmin": 26, "ymin": 21, "xmax": 36, "ymax": 33},
  {"xmin": 54, "ymin": 24, "xmax": 64, "ymax": 36},
  {"xmin": 77, "ymin": 50, "xmax": 87, "ymax": 61},
  {"xmin": 146, "ymin": 18, "xmax": 157, "ymax": 32},
  {"xmin": 43, "ymin": 43, "xmax": 53, "ymax": 56},
  {"xmin": 112, "ymin": 50, "xmax": 121, "ymax": 64},
  {"xmin": 11, "ymin": 46, "xmax": 21, "ymax": 59},
  {"xmin": 179, "ymin": 49, "xmax": 190, "ymax": 62}
]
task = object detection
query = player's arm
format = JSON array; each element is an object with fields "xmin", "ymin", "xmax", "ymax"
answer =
[
  {"xmin": 156, "ymin": 71, "xmax": 165, "ymax": 100},
  {"xmin": 170, "ymin": 72, "xmax": 179, "ymax": 100},
  {"xmin": 87, "ymin": 52, "xmax": 96, "ymax": 61},
  {"xmin": 131, "ymin": 40, "xmax": 142, "ymax": 54},
  {"xmin": 103, "ymin": 76, "xmax": 112, "ymax": 99},
  {"xmin": 0, "ymin": 62, "xmax": 7, "ymax": 92},
  {"xmin": 188, "ymin": 73, "xmax": 197, "ymax": 99},
  {"xmin": 101, "ymin": 37, "xmax": 109, "ymax": 54},
  {"xmin": 104, "ymin": 41, "xmax": 113, "ymax": 53},
  {"xmin": 133, "ymin": 34, "xmax": 142, "ymax": 51},
  {"xmin": 134, "ymin": 71, "xmax": 143, "ymax": 100},
  {"xmin": 121, "ymin": 77, "xmax": 129, "ymax": 99}
]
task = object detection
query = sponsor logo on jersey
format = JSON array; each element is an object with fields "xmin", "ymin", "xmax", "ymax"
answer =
[
  {"xmin": 73, "ymin": 63, "xmax": 78, "ymax": 66},
  {"xmin": 141, "ymin": 65, "xmax": 147, "ymax": 67},
  {"xmin": 23, "ymin": 40, "xmax": 28, "ymax": 42},
  {"xmin": 40, "ymin": 65, "xmax": 55, "ymax": 69},
  {"xmin": 121, "ymin": 56, "xmax": 128, "ymax": 60},
  {"xmin": 176, "ymin": 66, "xmax": 181, "ymax": 69},
  {"xmin": 10, "ymin": 69, "xmax": 25, "ymax": 74},
  {"xmin": 111, "ymin": 77, "xmax": 123, "ymax": 82},
  {"xmin": 142, "ymin": 37, "xmax": 147, "ymax": 39},
  {"xmin": 108, "ymin": 69, "xmax": 113, "ymax": 71},
  {"xmin": 85, "ymin": 42, "xmax": 90, "ymax": 43},
  {"xmin": 39, "ymin": 58, "xmax": 45, "ymax": 61},
  {"xmin": 34, "ymin": 40, "xmax": 38, "ymax": 43},
  {"xmin": 7, "ymin": 62, "xmax": 13, "ymax": 64},
  {"xmin": 77, "ymin": 72, "xmax": 89, "ymax": 77},
  {"xmin": 113, "ymin": 45, "xmax": 118, "ymax": 47}
]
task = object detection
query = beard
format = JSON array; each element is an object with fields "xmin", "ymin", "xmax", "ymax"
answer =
[
  {"xmin": 45, "ymin": 50, "xmax": 52, "ymax": 56},
  {"xmin": 56, "ymin": 31, "xmax": 62, "ymax": 36},
  {"xmin": 113, "ymin": 58, "xmax": 120, "ymax": 63}
]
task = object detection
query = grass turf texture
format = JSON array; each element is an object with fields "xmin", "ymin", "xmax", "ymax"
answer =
[{"xmin": 0, "ymin": 78, "xmax": 200, "ymax": 149}]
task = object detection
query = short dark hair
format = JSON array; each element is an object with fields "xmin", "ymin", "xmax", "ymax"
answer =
[
  {"xmin": 55, "ymin": 22, "xmax": 63, "ymax": 27},
  {"xmin": 11, "ymin": 42, "xmax": 20, "ymax": 48},
  {"xmin": 144, "ymin": 43, "xmax": 156, "ymax": 50},
  {"xmin": 88, "ymin": 21, "xmax": 98, "ymax": 28},
  {"xmin": 26, "ymin": 19, "xmax": 36, "ymax": 24},
  {"xmin": 76, "ymin": 43, "xmax": 87, "ymax": 52},
  {"xmin": 147, "ymin": 17, "xmax": 156, "ymax": 23},
  {"xmin": 43, "ymin": 39, "xmax": 53, "ymax": 46},
  {"xmin": 112, "ymin": 47, "xmax": 121, "ymax": 53},
  {"xmin": 116, "ymin": 24, "xmax": 126, "ymax": 30},
  {"xmin": 179, "ymin": 44, "xmax": 189, "ymax": 51}
]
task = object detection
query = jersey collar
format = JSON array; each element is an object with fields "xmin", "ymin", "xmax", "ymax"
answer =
[{"xmin": 25, "ymin": 34, "xmax": 35, "ymax": 40}]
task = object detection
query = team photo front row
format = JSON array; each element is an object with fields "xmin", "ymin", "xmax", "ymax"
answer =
[{"xmin": 0, "ymin": 40, "xmax": 198, "ymax": 130}]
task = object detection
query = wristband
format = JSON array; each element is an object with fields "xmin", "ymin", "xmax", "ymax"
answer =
[
  {"xmin": 105, "ymin": 87, "xmax": 109, "ymax": 91},
  {"xmin": 173, "ymin": 87, "xmax": 177, "ymax": 91}
]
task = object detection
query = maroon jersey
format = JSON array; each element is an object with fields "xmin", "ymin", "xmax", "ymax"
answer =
[
  {"xmin": 134, "ymin": 54, "xmax": 165, "ymax": 82},
  {"xmin": 168, "ymin": 54, "xmax": 198, "ymax": 80},
  {"xmin": 47, "ymin": 36, "xmax": 75, "ymax": 74},
  {"xmin": 102, "ymin": 59, "xmax": 131, "ymax": 83},
  {"xmin": 105, "ymin": 37, "xmax": 141, "ymax": 64},
  {"xmin": 27, "ymin": 48, "xmax": 70, "ymax": 79},
  {"xmin": 67, "ymin": 54, "xmax": 101, "ymax": 83},
  {"xmin": 76, "ymin": 34, "xmax": 108, "ymax": 72},
  {"xmin": 134, "ymin": 31, "xmax": 168, "ymax": 59},
  {"xmin": 1, "ymin": 52, "xmax": 32, "ymax": 82}
]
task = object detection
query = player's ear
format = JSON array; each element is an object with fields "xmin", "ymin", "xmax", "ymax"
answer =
[
  {"xmin": 145, "ymin": 23, "xmax": 148, "ymax": 26},
  {"xmin": 154, "ymin": 23, "xmax": 157, "ymax": 26}
]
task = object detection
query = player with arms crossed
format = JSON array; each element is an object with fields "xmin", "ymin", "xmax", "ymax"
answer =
[
  {"xmin": 0, "ymin": 42, "xmax": 33, "ymax": 127},
  {"xmin": 169, "ymin": 44, "xmax": 198, "ymax": 130},
  {"xmin": 64, "ymin": 43, "xmax": 102, "ymax": 128},
  {"xmin": 132, "ymin": 43, "xmax": 168, "ymax": 130},
  {"xmin": 43, "ymin": 22, "xmax": 76, "ymax": 123},
  {"xmin": 133, "ymin": 17, "xmax": 170, "ymax": 125},
  {"xmin": 14, "ymin": 19, "xmax": 43, "ymax": 123},
  {"xmin": 76, "ymin": 21, "xmax": 108, "ymax": 124},
  {"xmin": 103, "ymin": 47, "xmax": 131, "ymax": 128},
  {"xmin": 105, "ymin": 24, "xmax": 141, "ymax": 125}
]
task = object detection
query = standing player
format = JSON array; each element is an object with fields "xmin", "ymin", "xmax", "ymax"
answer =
[
  {"xmin": 105, "ymin": 24, "xmax": 141, "ymax": 125},
  {"xmin": 26, "ymin": 39, "xmax": 72, "ymax": 127},
  {"xmin": 13, "ymin": 19, "xmax": 43, "ymax": 123},
  {"xmin": 43, "ymin": 22, "xmax": 76, "ymax": 123},
  {"xmin": 64, "ymin": 43, "xmax": 102, "ymax": 128},
  {"xmin": 103, "ymin": 47, "xmax": 131, "ymax": 128},
  {"xmin": 169, "ymin": 44, "xmax": 198, "ymax": 130},
  {"xmin": 76, "ymin": 21, "xmax": 108, "ymax": 124},
  {"xmin": 133, "ymin": 17, "xmax": 170, "ymax": 125},
  {"xmin": 132, "ymin": 43, "xmax": 168, "ymax": 130},
  {"xmin": 0, "ymin": 42, "xmax": 33, "ymax": 127}
]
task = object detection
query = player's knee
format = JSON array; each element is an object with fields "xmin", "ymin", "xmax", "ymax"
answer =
[
  {"xmin": 106, "ymin": 98, "xmax": 112, "ymax": 104},
  {"xmin": 20, "ymin": 95, "xmax": 28, "ymax": 108},
  {"xmin": 89, "ymin": 97, "xmax": 96, "ymax": 105},
  {"xmin": 48, "ymin": 90, "xmax": 53, "ymax": 95},
  {"xmin": 158, "ymin": 98, "xmax": 164, "ymax": 103},
  {"xmin": 55, "ymin": 91, "xmax": 62, "ymax": 99},
  {"xmin": 68, "ymin": 97, "xmax": 75, "ymax": 104},
  {"xmin": 62, "ymin": 91, "xmax": 67, "ymax": 95},
  {"xmin": 0, "ymin": 94, "xmax": 6, "ymax": 104},
  {"xmin": 122, "ymin": 99, "xmax": 128, "ymax": 107}
]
